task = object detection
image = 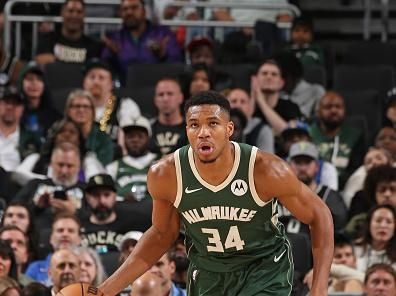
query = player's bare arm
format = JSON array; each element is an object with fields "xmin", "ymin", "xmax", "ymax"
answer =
[
  {"xmin": 99, "ymin": 155, "xmax": 180, "ymax": 296},
  {"xmin": 254, "ymin": 151, "xmax": 334, "ymax": 296}
]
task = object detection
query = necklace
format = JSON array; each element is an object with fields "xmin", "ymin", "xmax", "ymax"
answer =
[{"xmin": 99, "ymin": 94, "xmax": 116, "ymax": 132}]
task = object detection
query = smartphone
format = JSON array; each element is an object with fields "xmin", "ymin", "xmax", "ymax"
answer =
[{"xmin": 53, "ymin": 190, "xmax": 67, "ymax": 200}]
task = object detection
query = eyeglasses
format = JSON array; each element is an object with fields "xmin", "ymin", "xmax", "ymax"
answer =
[{"xmin": 69, "ymin": 104, "xmax": 92, "ymax": 110}]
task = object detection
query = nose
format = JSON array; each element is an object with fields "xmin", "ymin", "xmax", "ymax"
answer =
[{"xmin": 198, "ymin": 125, "xmax": 210, "ymax": 138}]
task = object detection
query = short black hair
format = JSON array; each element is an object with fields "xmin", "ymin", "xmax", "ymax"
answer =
[
  {"xmin": 63, "ymin": 0, "xmax": 85, "ymax": 9},
  {"xmin": 184, "ymin": 90, "xmax": 230, "ymax": 115},
  {"xmin": 334, "ymin": 232, "xmax": 354, "ymax": 249},
  {"xmin": 292, "ymin": 16, "xmax": 314, "ymax": 32}
]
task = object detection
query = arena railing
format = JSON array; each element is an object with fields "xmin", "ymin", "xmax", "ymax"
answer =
[{"xmin": 3, "ymin": 0, "xmax": 300, "ymax": 59}]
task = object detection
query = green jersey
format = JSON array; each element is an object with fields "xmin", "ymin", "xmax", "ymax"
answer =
[
  {"xmin": 174, "ymin": 142, "xmax": 290, "ymax": 272},
  {"xmin": 108, "ymin": 153, "xmax": 157, "ymax": 201}
]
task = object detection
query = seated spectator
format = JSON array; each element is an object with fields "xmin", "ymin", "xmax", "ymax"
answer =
[
  {"xmin": 279, "ymin": 122, "xmax": 338, "ymax": 190},
  {"xmin": 0, "ymin": 226, "xmax": 34, "ymax": 286},
  {"xmin": 304, "ymin": 233, "xmax": 364, "ymax": 293},
  {"xmin": 310, "ymin": 91, "xmax": 365, "ymax": 189},
  {"xmin": 0, "ymin": 89, "xmax": 41, "ymax": 172},
  {"xmin": 354, "ymin": 205, "xmax": 396, "ymax": 273},
  {"xmin": 343, "ymin": 147, "xmax": 393, "ymax": 209},
  {"xmin": 275, "ymin": 52, "xmax": 325, "ymax": 119},
  {"xmin": 79, "ymin": 174, "xmax": 145, "ymax": 253},
  {"xmin": 82, "ymin": 58, "xmax": 141, "ymax": 145},
  {"xmin": 348, "ymin": 165, "xmax": 396, "ymax": 234},
  {"xmin": 0, "ymin": 240, "xmax": 18, "ymax": 281},
  {"xmin": 149, "ymin": 78, "xmax": 187, "ymax": 157},
  {"xmin": 363, "ymin": 263, "xmax": 396, "ymax": 296},
  {"xmin": 1, "ymin": 201, "xmax": 39, "ymax": 262},
  {"xmin": 18, "ymin": 61, "xmax": 61, "ymax": 140},
  {"xmin": 118, "ymin": 231, "xmax": 143, "ymax": 264},
  {"xmin": 283, "ymin": 16, "xmax": 325, "ymax": 67},
  {"xmin": 186, "ymin": 37, "xmax": 233, "ymax": 91},
  {"xmin": 48, "ymin": 248, "xmax": 81, "ymax": 295},
  {"xmin": 282, "ymin": 141, "xmax": 347, "ymax": 234},
  {"xmin": 375, "ymin": 126, "xmax": 396, "ymax": 161},
  {"xmin": 251, "ymin": 59, "xmax": 302, "ymax": 135},
  {"xmin": 35, "ymin": 0, "xmax": 102, "ymax": 65},
  {"xmin": 14, "ymin": 118, "xmax": 104, "ymax": 186},
  {"xmin": 22, "ymin": 282, "xmax": 51, "ymax": 296},
  {"xmin": 14, "ymin": 142, "xmax": 86, "ymax": 228},
  {"xmin": 383, "ymin": 94, "xmax": 396, "ymax": 129},
  {"xmin": 130, "ymin": 272, "xmax": 163, "ymax": 296},
  {"xmin": 150, "ymin": 250, "xmax": 186, "ymax": 296},
  {"xmin": 182, "ymin": 63, "xmax": 214, "ymax": 101},
  {"xmin": 227, "ymin": 88, "xmax": 274, "ymax": 152},
  {"xmin": 0, "ymin": 277, "xmax": 22, "ymax": 296},
  {"xmin": 0, "ymin": 38, "xmax": 24, "ymax": 98},
  {"xmin": 106, "ymin": 116, "xmax": 157, "ymax": 201},
  {"xmin": 101, "ymin": 0, "xmax": 182, "ymax": 85},
  {"xmin": 65, "ymin": 89, "xmax": 114, "ymax": 165},
  {"xmin": 25, "ymin": 213, "xmax": 81, "ymax": 286},
  {"xmin": 75, "ymin": 247, "xmax": 107, "ymax": 286},
  {"xmin": 229, "ymin": 108, "xmax": 247, "ymax": 143}
]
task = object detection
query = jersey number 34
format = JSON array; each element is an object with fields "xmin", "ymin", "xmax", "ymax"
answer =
[{"xmin": 202, "ymin": 226, "xmax": 245, "ymax": 252}]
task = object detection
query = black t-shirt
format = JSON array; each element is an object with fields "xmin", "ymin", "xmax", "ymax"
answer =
[
  {"xmin": 36, "ymin": 31, "xmax": 102, "ymax": 63},
  {"xmin": 79, "ymin": 200, "xmax": 152, "ymax": 252},
  {"xmin": 149, "ymin": 119, "xmax": 188, "ymax": 157},
  {"xmin": 255, "ymin": 97, "xmax": 303, "ymax": 124}
]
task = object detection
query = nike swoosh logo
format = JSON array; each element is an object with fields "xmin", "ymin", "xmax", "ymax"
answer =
[
  {"xmin": 274, "ymin": 249, "xmax": 287, "ymax": 262},
  {"xmin": 185, "ymin": 187, "xmax": 203, "ymax": 194}
]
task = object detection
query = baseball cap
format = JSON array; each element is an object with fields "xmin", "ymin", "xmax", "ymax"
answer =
[
  {"xmin": 281, "ymin": 120, "xmax": 310, "ymax": 140},
  {"xmin": 119, "ymin": 231, "xmax": 143, "ymax": 251},
  {"xmin": 0, "ymin": 87, "xmax": 24, "ymax": 104},
  {"xmin": 85, "ymin": 174, "xmax": 116, "ymax": 193},
  {"xmin": 83, "ymin": 58, "xmax": 113, "ymax": 77},
  {"xmin": 120, "ymin": 115, "xmax": 152, "ymax": 137},
  {"xmin": 187, "ymin": 37, "xmax": 213, "ymax": 54},
  {"xmin": 20, "ymin": 61, "xmax": 44, "ymax": 78},
  {"xmin": 288, "ymin": 141, "xmax": 319, "ymax": 160}
]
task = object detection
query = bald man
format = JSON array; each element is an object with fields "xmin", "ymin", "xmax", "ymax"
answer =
[
  {"xmin": 130, "ymin": 272, "xmax": 163, "ymax": 296},
  {"xmin": 48, "ymin": 248, "xmax": 81, "ymax": 295}
]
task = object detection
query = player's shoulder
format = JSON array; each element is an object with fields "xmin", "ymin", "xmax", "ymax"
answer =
[
  {"xmin": 148, "ymin": 153, "xmax": 177, "ymax": 182},
  {"xmin": 254, "ymin": 149, "xmax": 294, "ymax": 178}
]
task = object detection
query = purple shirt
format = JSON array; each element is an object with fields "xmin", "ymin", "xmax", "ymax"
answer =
[{"xmin": 102, "ymin": 21, "xmax": 183, "ymax": 81}]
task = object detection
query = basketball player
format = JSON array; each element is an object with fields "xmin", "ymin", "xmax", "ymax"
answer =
[{"xmin": 98, "ymin": 91, "xmax": 334, "ymax": 295}]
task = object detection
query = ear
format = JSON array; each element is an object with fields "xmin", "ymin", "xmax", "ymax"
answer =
[
  {"xmin": 170, "ymin": 260, "xmax": 176, "ymax": 274},
  {"xmin": 227, "ymin": 120, "xmax": 234, "ymax": 138}
]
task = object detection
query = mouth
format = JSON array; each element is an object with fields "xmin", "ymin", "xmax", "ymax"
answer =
[{"xmin": 198, "ymin": 144, "xmax": 214, "ymax": 156}]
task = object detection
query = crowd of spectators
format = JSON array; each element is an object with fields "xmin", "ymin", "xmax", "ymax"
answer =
[{"xmin": 0, "ymin": 0, "xmax": 395, "ymax": 295}]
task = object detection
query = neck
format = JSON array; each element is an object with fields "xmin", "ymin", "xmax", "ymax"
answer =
[
  {"xmin": 163, "ymin": 281, "xmax": 172, "ymax": 296},
  {"xmin": 319, "ymin": 122, "xmax": 341, "ymax": 137},
  {"xmin": 371, "ymin": 240, "xmax": 387, "ymax": 251},
  {"xmin": 0, "ymin": 122, "xmax": 18, "ymax": 137},
  {"xmin": 90, "ymin": 211, "xmax": 117, "ymax": 225},
  {"xmin": 94, "ymin": 93, "xmax": 111, "ymax": 108},
  {"xmin": 130, "ymin": 22, "xmax": 146, "ymax": 38},
  {"xmin": 79, "ymin": 121, "xmax": 92, "ymax": 138},
  {"xmin": 263, "ymin": 92, "xmax": 280, "ymax": 108},
  {"xmin": 29, "ymin": 97, "xmax": 41, "ymax": 109},
  {"xmin": 194, "ymin": 142, "xmax": 235, "ymax": 186},
  {"xmin": 159, "ymin": 112, "xmax": 183, "ymax": 125},
  {"xmin": 61, "ymin": 27, "xmax": 82, "ymax": 40}
]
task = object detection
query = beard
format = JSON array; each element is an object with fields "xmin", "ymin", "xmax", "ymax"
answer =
[
  {"xmin": 298, "ymin": 174, "xmax": 314, "ymax": 186},
  {"xmin": 59, "ymin": 273, "xmax": 76, "ymax": 289},
  {"xmin": 321, "ymin": 118, "xmax": 343, "ymax": 130},
  {"xmin": 124, "ymin": 19, "xmax": 140, "ymax": 30},
  {"xmin": 91, "ymin": 206, "xmax": 113, "ymax": 221}
]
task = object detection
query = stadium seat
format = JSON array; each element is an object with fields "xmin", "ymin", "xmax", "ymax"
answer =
[
  {"xmin": 303, "ymin": 64, "xmax": 327, "ymax": 87},
  {"xmin": 45, "ymin": 62, "xmax": 84, "ymax": 90},
  {"xmin": 340, "ymin": 89, "xmax": 382, "ymax": 146},
  {"xmin": 344, "ymin": 41, "xmax": 396, "ymax": 66},
  {"xmin": 333, "ymin": 65, "xmax": 394, "ymax": 98},
  {"xmin": 216, "ymin": 63, "xmax": 256, "ymax": 91},
  {"xmin": 126, "ymin": 63, "xmax": 187, "ymax": 89},
  {"xmin": 50, "ymin": 87, "xmax": 75, "ymax": 115}
]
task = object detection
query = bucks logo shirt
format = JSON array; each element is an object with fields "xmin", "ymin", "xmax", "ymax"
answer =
[{"xmin": 174, "ymin": 142, "xmax": 290, "ymax": 272}]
